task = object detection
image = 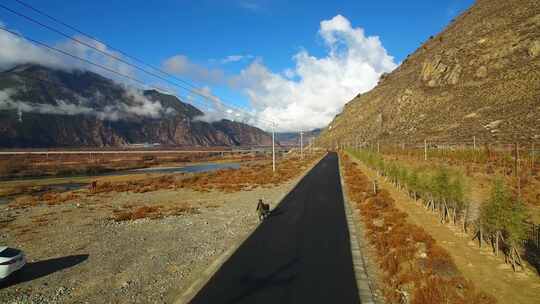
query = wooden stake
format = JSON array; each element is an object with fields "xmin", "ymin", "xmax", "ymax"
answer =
[
  {"xmin": 424, "ymin": 139, "xmax": 428, "ymax": 161},
  {"xmin": 515, "ymin": 143, "xmax": 521, "ymax": 198},
  {"xmin": 495, "ymin": 231, "xmax": 499, "ymax": 256}
]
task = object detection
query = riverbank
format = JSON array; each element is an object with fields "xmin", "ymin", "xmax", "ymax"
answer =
[{"xmin": 0, "ymin": 160, "xmax": 248, "ymax": 200}]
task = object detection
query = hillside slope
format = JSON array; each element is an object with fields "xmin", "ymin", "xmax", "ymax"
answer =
[
  {"xmin": 0, "ymin": 64, "xmax": 272, "ymax": 148},
  {"xmin": 319, "ymin": 0, "xmax": 540, "ymax": 147}
]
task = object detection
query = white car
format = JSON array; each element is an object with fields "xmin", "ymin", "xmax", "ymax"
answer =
[{"xmin": 0, "ymin": 246, "xmax": 26, "ymax": 280}]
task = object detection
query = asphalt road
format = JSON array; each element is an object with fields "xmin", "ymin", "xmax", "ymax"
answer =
[{"xmin": 190, "ymin": 152, "xmax": 360, "ymax": 304}]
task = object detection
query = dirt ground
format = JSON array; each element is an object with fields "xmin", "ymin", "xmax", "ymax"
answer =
[
  {"xmin": 0, "ymin": 156, "xmax": 320, "ymax": 304},
  {"xmin": 349, "ymin": 154, "xmax": 540, "ymax": 304}
]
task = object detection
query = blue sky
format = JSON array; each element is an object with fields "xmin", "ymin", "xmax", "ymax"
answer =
[{"xmin": 0, "ymin": 0, "xmax": 474, "ymax": 131}]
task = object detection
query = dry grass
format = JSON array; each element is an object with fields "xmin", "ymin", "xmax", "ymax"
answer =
[
  {"xmin": 92, "ymin": 152, "xmax": 322, "ymax": 195},
  {"xmin": 112, "ymin": 202, "xmax": 199, "ymax": 222},
  {"xmin": 7, "ymin": 191, "xmax": 81, "ymax": 209},
  {"xmin": 0, "ymin": 150, "xmax": 266, "ymax": 179},
  {"xmin": 8, "ymin": 195, "xmax": 38, "ymax": 209},
  {"xmin": 341, "ymin": 153, "xmax": 496, "ymax": 304}
]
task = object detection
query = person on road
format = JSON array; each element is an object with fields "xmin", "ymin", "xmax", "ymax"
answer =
[{"xmin": 256, "ymin": 199, "xmax": 270, "ymax": 221}]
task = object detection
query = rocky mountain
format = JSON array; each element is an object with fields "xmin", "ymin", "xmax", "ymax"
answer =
[
  {"xmin": 0, "ymin": 64, "xmax": 273, "ymax": 148},
  {"xmin": 319, "ymin": 0, "xmax": 540, "ymax": 147}
]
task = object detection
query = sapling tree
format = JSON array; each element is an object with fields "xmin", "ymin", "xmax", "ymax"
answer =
[
  {"xmin": 447, "ymin": 171, "xmax": 468, "ymax": 227},
  {"xmin": 407, "ymin": 169, "xmax": 420, "ymax": 200},
  {"xmin": 431, "ymin": 167, "xmax": 451, "ymax": 221},
  {"xmin": 479, "ymin": 178, "xmax": 528, "ymax": 270}
]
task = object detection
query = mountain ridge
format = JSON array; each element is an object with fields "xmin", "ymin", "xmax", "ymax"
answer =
[
  {"xmin": 0, "ymin": 64, "xmax": 272, "ymax": 148},
  {"xmin": 318, "ymin": 0, "xmax": 540, "ymax": 147}
]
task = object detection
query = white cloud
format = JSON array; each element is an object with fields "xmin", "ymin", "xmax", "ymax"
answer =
[
  {"xmin": 0, "ymin": 20, "xmax": 177, "ymax": 121},
  {"xmin": 230, "ymin": 14, "xmax": 397, "ymax": 132},
  {"xmin": 162, "ymin": 55, "xmax": 225, "ymax": 85},
  {"xmin": 55, "ymin": 35, "xmax": 136, "ymax": 78},
  {"xmin": 238, "ymin": 0, "xmax": 262, "ymax": 11},
  {"xmin": 0, "ymin": 25, "xmax": 65, "ymax": 71},
  {"xmin": 189, "ymin": 86, "xmax": 254, "ymax": 124},
  {"xmin": 221, "ymin": 55, "xmax": 244, "ymax": 64},
  {"xmin": 220, "ymin": 54, "xmax": 253, "ymax": 64},
  {"xmin": 121, "ymin": 86, "xmax": 167, "ymax": 118},
  {"xmin": 0, "ymin": 20, "xmax": 136, "ymax": 83}
]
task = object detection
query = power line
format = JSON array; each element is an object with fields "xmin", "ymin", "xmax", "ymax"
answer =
[
  {"xmin": 3, "ymin": 0, "xmax": 276, "ymax": 126},
  {"xmin": 0, "ymin": 26, "xmax": 227, "ymax": 120},
  {"xmin": 0, "ymin": 3, "xmax": 197, "ymax": 92},
  {"xmin": 0, "ymin": 25, "xmax": 149, "ymax": 87},
  {"xmin": 0, "ymin": 31, "xmax": 269, "ymax": 131},
  {"xmin": 0, "ymin": 22, "xmax": 269, "ymax": 125},
  {"xmin": 12, "ymin": 0, "xmax": 199, "ymax": 90}
]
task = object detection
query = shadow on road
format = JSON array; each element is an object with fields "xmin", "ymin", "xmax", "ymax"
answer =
[
  {"xmin": 227, "ymin": 257, "xmax": 300, "ymax": 304},
  {"xmin": 267, "ymin": 208, "xmax": 285, "ymax": 218},
  {"xmin": 0, "ymin": 254, "xmax": 89, "ymax": 289}
]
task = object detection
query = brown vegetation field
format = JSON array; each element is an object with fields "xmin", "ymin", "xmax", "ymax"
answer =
[
  {"xmin": 0, "ymin": 150, "xmax": 266, "ymax": 179},
  {"xmin": 341, "ymin": 153, "xmax": 495, "ymax": 303}
]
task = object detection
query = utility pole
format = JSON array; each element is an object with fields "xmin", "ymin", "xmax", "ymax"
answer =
[
  {"xmin": 272, "ymin": 123, "xmax": 276, "ymax": 172},
  {"xmin": 473, "ymin": 136, "xmax": 476, "ymax": 150},
  {"xmin": 300, "ymin": 131, "xmax": 304, "ymax": 159}
]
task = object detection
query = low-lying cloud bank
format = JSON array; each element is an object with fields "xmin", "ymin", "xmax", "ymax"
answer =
[
  {"xmin": 185, "ymin": 86, "xmax": 254, "ymax": 124},
  {"xmin": 0, "ymin": 87, "xmax": 176, "ymax": 121}
]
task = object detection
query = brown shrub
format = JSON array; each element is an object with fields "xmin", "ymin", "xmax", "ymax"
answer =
[
  {"xmin": 92, "ymin": 152, "xmax": 324, "ymax": 195},
  {"xmin": 8, "ymin": 195, "xmax": 38, "ymax": 209},
  {"xmin": 112, "ymin": 202, "xmax": 198, "ymax": 222}
]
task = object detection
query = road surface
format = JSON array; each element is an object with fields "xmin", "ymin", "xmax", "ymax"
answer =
[{"xmin": 190, "ymin": 152, "xmax": 360, "ymax": 304}]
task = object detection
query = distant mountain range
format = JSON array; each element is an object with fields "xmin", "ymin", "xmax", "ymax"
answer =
[
  {"xmin": 0, "ymin": 64, "xmax": 272, "ymax": 148},
  {"xmin": 275, "ymin": 129, "xmax": 321, "ymax": 146}
]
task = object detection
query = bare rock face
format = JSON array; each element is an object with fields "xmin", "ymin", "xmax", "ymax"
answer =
[
  {"xmin": 475, "ymin": 66, "xmax": 488, "ymax": 78},
  {"xmin": 421, "ymin": 55, "xmax": 462, "ymax": 87},
  {"xmin": 319, "ymin": 0, "xmax": 540, "ymax": 146},
  {"xmin": 0, "ymin": 65, "xmax": 272, "ymax": 147},
  {"xmin": 529, "ymin": 40, "xmax": 540, "ymax": 57},
  {"xmin": 447, "ymin": 64, "xmax": 462, "ymax": 85}
]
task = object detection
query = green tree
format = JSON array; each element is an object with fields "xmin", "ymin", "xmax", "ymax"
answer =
[{"xmin": 480, "ymin": 178, "xmax": 528, "ymax": 262}]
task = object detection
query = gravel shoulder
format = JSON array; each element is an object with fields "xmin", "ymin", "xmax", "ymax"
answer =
[{"xmin": 0, "ymin": 162, "xmax": 316, "ymax": 303}]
